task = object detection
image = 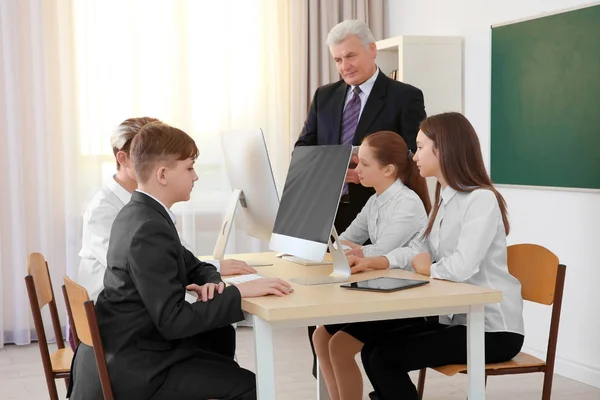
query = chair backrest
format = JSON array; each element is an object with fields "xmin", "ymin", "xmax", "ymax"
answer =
[
  {"xmin": 28, "ymin": 253, "xmax": 55, "ymax": 308},
  {"xmin": 507, "ymin": 243, "xmax": 566, "ymax": 371},
  {"xmin": 26, "ymin": 253, "xmax": 65, "ymax": 347},
  {"xmin": 507, "ymin": 244, "xmax": 561, "ymax": 305},
  {"xmin": 63, "ymin": 277, "xmax": 94, "ymax": 346},
  {"xmin": 63, "ymin": 277, "xmax": 114, "ymax": 400}
]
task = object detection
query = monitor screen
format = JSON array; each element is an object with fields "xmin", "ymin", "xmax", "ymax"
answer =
[
  {"xmin": 220, "ymin": 129, "xmax": 279, "ymax": 242},
  {"xmin": 271, "ymin": 145, "xmax": 351, "ymax": 254}
]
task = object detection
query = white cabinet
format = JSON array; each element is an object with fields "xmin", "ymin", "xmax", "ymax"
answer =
[{"xmin": 376, "ymin": 35, "xmax": 464, "ymax": 204}]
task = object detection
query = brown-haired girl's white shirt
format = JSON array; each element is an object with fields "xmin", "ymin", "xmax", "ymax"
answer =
[
  {"xmin": 339, "ymin": 179, "xmax": 428, "ymax": 257},
  {"xmin": 385, "ymin": 186, "xmax": 525, "ymax": 335}
]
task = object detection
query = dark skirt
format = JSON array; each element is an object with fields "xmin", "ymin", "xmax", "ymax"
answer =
[{"xmin": 323, "ymin": 316, "xmax": 435, "ymax": 344}]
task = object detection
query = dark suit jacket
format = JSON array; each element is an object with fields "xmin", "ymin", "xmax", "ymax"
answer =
[
  {"xmin": 295, "ymin": 70, "xmax": 426, "ymax": 221},
  {"xmin": 69, "ymin": 191, "xmax": 245, "ymax": 400}
]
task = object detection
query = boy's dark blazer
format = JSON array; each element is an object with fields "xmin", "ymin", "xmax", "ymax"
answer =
[{"xmin": 68, "ymin": 190, "xmax": 245, "ymax": 400}]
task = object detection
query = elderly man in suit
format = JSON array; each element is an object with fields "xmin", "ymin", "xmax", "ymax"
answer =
[{"xmin": 296, "ymin": 19, "xmax": 426, "ymax": 381}]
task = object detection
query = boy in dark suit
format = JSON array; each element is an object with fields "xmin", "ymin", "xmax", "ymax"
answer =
[{"xmin": 68, "ymin": 122, "xmax": 291, "ymax": 400}]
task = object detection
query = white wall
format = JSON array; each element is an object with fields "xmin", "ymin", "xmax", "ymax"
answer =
[{"xmin": 385, "ymin": 0, "xmax": 600, "ymax": 388}]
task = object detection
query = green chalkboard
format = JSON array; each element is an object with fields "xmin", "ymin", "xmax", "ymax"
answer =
[{"xmin": 490, "ymin": 5, "xmax": 600, "ymax": 190}]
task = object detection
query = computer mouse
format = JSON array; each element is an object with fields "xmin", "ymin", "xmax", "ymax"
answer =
[{"xmin": 275, "ymin": 252, "xmax": 289, "ymax": 258}]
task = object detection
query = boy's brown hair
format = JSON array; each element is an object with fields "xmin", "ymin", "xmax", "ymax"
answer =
[{"xmin": 130, "ymin": 122, "xmax": 199, "ymax": 183}]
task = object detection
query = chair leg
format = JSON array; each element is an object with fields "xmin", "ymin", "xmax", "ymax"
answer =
[
  {"xmin": 44, "ymin": 372, "xmax": 59, "ymax": 400},
  {"xmin": 417, "ymin": 368, "xmax": 427, "ymax": 400},
  {"xmin": 541, "ymin": 371, "xmax": 553, "ymax": 400},
  {"xmin": 64, "ymin": 376, "xmax": 71, "ymax": 390}
]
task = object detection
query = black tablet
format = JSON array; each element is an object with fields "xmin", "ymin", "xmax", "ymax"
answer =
[{"xmin": 340, "ymin": 277, "xmax": 429, "ymax": 293}]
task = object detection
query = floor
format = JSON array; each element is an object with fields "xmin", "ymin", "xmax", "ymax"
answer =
[{"xmin": 1, "ymin": 326, "xmax": 599, "ymax": 399}]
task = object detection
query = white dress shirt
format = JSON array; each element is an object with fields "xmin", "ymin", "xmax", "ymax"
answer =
[
  {"xmin": 343, "ymin": 67, "xmax": 379, "ymax": 118},
  {"xmin": 339, "ymin": 180, "xmax": 428, "ymax": 257},
  {"xmin": 385, "ymin": 187, "xmax": 524, "ymax": 334},
  {"xmin": 77, "ymin": 177, "xmax": 214, "ymax": 302}
]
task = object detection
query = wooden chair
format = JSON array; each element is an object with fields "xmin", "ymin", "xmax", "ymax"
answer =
[
  {"xmin": 24, "ymin": 253, "xmax": 74, "ymax": 400},
  {"xmin": 63, "ymin": 276, "xmax": 114, "ymax": 400},
  {"xmin": 417, "ymin": 244, "xmax": 566, "ymax": 400}
]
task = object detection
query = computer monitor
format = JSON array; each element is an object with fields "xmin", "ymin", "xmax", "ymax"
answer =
[
  {"xmin": 269, "ymin": 144, "xmax": 353, "ymax": 285},
  {"xmin": 214, "ymin": 129, "xmax": 279, "ymax": 266}
]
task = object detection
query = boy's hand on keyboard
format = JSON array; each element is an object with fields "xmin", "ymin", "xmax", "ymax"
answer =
[
  {"xmin": 220, "ymin": 259, "xmax": 257, "ymax": 276},
  {"xmin": 186, "ymin": 282, "xmax": 225, "ymax": 302},
  {"xmin": 236, "ymin": 278, "xmax": 293, "ymax": 298}
]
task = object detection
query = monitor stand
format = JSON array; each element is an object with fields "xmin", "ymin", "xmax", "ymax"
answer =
[
  {"xmin": 289, "ymin": 227, "xmax": 351, "ymax": 286},
  {"xmin": 213, "ymin": 189, "xmax": 273, "ymax": 267}
]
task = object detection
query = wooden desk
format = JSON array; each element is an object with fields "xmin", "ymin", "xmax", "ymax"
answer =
[{"xmin": 220, "ymin": 252, "xmax": 502, "ymax": 400}]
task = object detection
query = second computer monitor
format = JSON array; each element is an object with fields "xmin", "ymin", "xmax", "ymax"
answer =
[
  {"xmin": 269, "ymin": 144, "xmax": 352, "ymax": 262},
  {"xmin": 214, "ymin": 129, "xmax": 279, "ymax": 261}
]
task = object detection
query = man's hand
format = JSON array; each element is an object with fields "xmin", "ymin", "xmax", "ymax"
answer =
[
  {"xmin": 341, "ymin": 240, "xmax": 364, "ymax": 257},
  {"xmin": 220, "ymin": 259, "xmax": 256, "ymax": 276},
  {"xmin": 411, "ymin": 252, "xmax": 432, "ymax": 276},
  {"xmin": 236, "ymin": 278, "xmax": 293, "ymax": 298},
  {"xmin": 345, "ymin": 247, "xmax": 364, "ymax": 258},
  {"xmin": 345, "ymin": 154, "xmax": 360, "ymax": 184},
  {"xmin": 186, "ymin": 282, "xmax": 225, "ymax": 302},
  {"xmin": 341, "ymin": 240, "xmax": 360, "ymax": 249},
  {"xmin": 347, "ymin": 255, "xmax": 370, "ymax": 274},
  {"xmin": 345, "ymin": 168, "xmax": 360, "ymax": 184},
  {"xmin": 348, "ymin": 153, "xmax": 359, "ymax": 169}
]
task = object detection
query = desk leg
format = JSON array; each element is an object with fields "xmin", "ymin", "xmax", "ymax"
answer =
[
  {"xmin": 467, "ymin": 304, "xmax": 486, "ymax": 400},
  {"xmin": 316, "ymin": 358, "xmax": 330, "ymax": 400},
  {"xmin": 254, "ymin": 316, "xmax": 276, "ymax": 400}
]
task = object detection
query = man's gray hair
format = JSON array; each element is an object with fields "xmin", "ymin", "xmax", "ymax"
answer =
[
  {"xmin": 110, "ymin": 124, "xmax": 131, "ymax": 151},
  {"xmin": 110, "ymin": 117, "xmax": 160, "ymax": 151},
  {"xmin": 326, "ymin": 19, "xmax": 376, "ymax": 48}
]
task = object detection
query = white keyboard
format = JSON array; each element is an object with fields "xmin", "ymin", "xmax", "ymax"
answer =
[
  {"xmin": 246, "ymin": 261, "xmax": 273, "ymax": 267},
  {"xmin": 223, "ymin": 273, "xmax": 263, "ymax": 285},
  {"xmin": 282, "ymin": 255, "xmax": 333, "ymax": 266}
]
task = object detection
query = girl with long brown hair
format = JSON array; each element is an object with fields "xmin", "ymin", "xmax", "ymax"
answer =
[
  {"xmin": 350, "ymin": 112, "xmax": 525, "ymax": 400},
  {"xmin": 313, "ymin": 131, "xmax": 431, "ymax": 400}
]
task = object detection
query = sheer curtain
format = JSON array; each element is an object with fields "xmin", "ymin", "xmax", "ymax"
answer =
[
  {"xmin": 72, "ymin": 0, "xmax": 292, "ymax": 256},
  {"xmin": 0, "ymin": 0, "xmax": 292, "ymax": 346},
  {"xmin": 0, "ymin": 0, "xmax": 78, "ymax": 346}
]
